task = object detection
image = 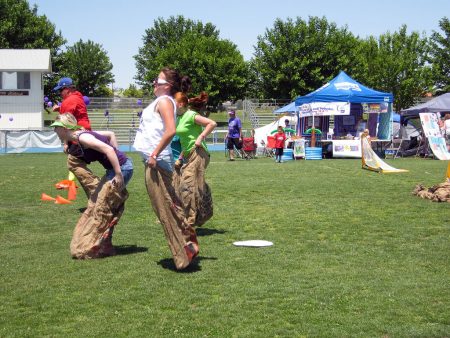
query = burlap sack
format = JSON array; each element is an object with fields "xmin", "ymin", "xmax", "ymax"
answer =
[
  {"xmin": 67, "ymin": 154, "xmax": 101, "ymax": 198},
  {"xmin": 179, "ymin": 147, "xmax": 213, "ymax": 228},
  {"xmin": 145, "ymin": 164, "xmax": 197, "ymax": 270},
  {"xmin": 70, "ymin": 178, "xmax": 129, "ymax": 259},
  {"xmin": 412, "ymin": 181, "xmax": 450, "ymax": 203}
]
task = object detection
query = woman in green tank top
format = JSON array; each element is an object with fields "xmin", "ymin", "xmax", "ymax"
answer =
[{"xmin": 174, "ymin": 92, "xmax": 217, "ymax": 228}]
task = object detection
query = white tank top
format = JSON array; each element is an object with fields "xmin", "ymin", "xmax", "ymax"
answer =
[{"xmin": 133, "ymin": 95, "xmax": 176, "ymax": 158}]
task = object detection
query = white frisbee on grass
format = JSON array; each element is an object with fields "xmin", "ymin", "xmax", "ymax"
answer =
[{"xmin": 233, "ymin": 240, "xmax": 273, "ymax": 247}]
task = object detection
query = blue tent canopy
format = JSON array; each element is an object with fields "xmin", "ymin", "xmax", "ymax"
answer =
[
  {"xmin": 273, "ymin": 101, "xmax": 296, "ymax": 114},
  {"xmin": 294, "ymin": 71, "xmax": 393, "ymax": 105}
]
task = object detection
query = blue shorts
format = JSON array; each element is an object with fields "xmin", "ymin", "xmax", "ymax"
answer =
[
  {"xmin": 141, "ymin": 152, "xmax": 174, "ymax": 172},
  {"xmin": 106, "ymin": 157, "xmax": 134, "ymax": 186}
]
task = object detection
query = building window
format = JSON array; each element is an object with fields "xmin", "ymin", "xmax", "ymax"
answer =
[
  {"xmin": 17, "ymin": 72, "xmax": 31, "ymax": 89},
  {"xmin": 0, "ymin": 71, "xmax": 31, "ymax": 89}
]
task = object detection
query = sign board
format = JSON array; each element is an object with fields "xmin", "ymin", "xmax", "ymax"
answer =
[
  {"xmin": 299, "ymin": 102, "xmax": 350, "ymax": 117},
  {"xmin": 332, "ymin": 140, "xmax": 362, "ymax": 158}
]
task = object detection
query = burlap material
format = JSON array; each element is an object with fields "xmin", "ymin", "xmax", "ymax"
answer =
[
  {"xmin": 145, "ymin": 164, "xmax": 197, "ymax": 270},
  {"xmin": 178, "ymin": 147, "xmax": 213, "ymax": 227},
  {"xmin": 70, "ymin": 177, "xmax": 129, "ymax": 259},
  {"xmin": 67, "ymin": 154, "xmax": 101, "ymax": 198},
  {"xmin": 412, "ymin": 181, "xmax": 450, "ymax": 202}
]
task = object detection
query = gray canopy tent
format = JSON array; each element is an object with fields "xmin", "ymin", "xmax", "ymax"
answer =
[{"xmin": 400, "ymin": 93, "xmax": 450, "ymax": 118}]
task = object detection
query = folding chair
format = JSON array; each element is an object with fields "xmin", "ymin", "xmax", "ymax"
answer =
[
  {"xmin": 385, "ymin": 138, "xmax": 404, "ymax": 159},
  {"xmin": 260, "ymin": 140, "xmax": 274, "ymax": 158}
]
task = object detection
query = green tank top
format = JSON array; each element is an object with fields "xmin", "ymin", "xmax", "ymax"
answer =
[{"xmin": 176, "ymin": 109, "xmax": 208, "ymax": 157}]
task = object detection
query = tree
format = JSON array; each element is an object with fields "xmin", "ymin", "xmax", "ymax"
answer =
[
  {"xmin": 252, "ymin": 16, "xmax": 360, "ymax": 99},
  {"xmin": 123, "ymin": 84, "xmax": 144, "ymax": 98},
  {"xmin": 429, "ymin": 17, "xmax": 450, "ymax": 94},
  {"xmin": 134, "ymin": 15, "xmax": 247, "ymax": 106},
  {"xmin": 357, "ymin": 26, "xmax": 432, "ymax": 112},
  {"xmin": 0, "ymin": 0, "xmax": 66, "ymax": 98},
  {"xmin": 60, "ymin": 40, "xmax": 114, "ymax": 97},
  {"xmin": 0, "ymin": 0, "xmax": 65, "ymax": 50}
]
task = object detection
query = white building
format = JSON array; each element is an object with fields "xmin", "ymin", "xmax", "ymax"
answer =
[{"xmin": 0, "ymin": 49, "xmax": 52, "ymax": 130}]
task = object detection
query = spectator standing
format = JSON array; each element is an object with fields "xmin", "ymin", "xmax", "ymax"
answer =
[{"xmin": 226, "ymin": 110, "xmax": 242, "ymax": 161}]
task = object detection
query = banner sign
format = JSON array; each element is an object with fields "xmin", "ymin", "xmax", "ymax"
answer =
[
  {"xmin": 299, "ymin": 102, "xmax": 350, "ymax": 117},
  {"xmin": 428, "ymin": 137, "xmax": 450, "ymax": 160},
  {"xmin": 332, "ymin": 139, "xmax": 362, "ymax": 158},
  {"xmin": 420, "ymin": 112, "xmax": 442, "ymax": 137},
  {"xmin": 419, "ymin": 113, "xmax": 450, "ymax": 160},
  {"xmin": 362, "ymin": 102, "xmax": 389, "ymax": 114},
  {"xmin": 293, "ymin": 139, "xmax": 305, "ymax": 158}
]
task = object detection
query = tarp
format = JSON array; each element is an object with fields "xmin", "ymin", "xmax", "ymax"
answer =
[
  {"xmin": 0, "ymin": 130, "xmax": 62, "ymax": 153},
  {"xmin": 295, "ymin": 71, "xmax": 393, "ymax": 105},
  {"xmin": 400, "ymin": 93, "xmax": 450, "ymax": 118}
]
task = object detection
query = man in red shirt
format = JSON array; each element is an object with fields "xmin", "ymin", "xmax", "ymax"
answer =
[
  {"xmin": 53, "ymin": 77, "xmax": 99, "ymax": 198},
  {"xmin": 53, "ymin": 77, "xmax": 91, "ymax": 130}
]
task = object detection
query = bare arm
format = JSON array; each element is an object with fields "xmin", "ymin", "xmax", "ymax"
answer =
[
  {"xmin": 194, "ymin": 115, "xmax": 217, "ymax": 147},
  {"xmin": 95, "ymin": 130, "xmax": 119, "ymax": 148}
]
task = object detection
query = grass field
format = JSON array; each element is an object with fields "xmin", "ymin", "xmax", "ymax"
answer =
[{"xmin": 0, "ymin": 152, "xmax": 449, "ymax": 337}]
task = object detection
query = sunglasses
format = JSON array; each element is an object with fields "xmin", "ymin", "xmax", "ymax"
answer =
[{"xmin": 153, "ymin": 78, "xmax": 169, "ymax": 86}]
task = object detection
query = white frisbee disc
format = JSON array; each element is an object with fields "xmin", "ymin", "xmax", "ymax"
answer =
[{"xmin": 233, "ymin": 240, "xmax": 273, "ymax": 247}]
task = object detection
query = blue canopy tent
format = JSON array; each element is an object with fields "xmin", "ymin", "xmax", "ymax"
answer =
[
  {"xmin": 294, "ymin": 71, "xmax": 394, "ymax": 140},
  {"xmin": 274, "ymin": 101, "xmax": 296, "ymax": 114}
]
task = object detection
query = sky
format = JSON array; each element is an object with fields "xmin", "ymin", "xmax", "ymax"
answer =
[{"xmin": 31, "ymin": 0, "xmax": 449, "ymax": 89}]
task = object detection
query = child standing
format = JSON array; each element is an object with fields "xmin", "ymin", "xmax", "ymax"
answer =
[{"xmin": 274, "ymin": 126, "xmax": 286, "ymax": 163}]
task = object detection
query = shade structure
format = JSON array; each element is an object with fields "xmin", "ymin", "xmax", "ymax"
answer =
[
  {"xmin": 295, "ymin": 71, "xmax": 393, "ymax": 105},
  {"xmin": 400, "ymin": 93, "xmax": 450, "ymax": 118}
]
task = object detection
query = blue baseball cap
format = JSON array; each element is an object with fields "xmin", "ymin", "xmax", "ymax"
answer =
[{"xmin": 53, "ymin": 77, "xmax": 74, "ymax": 91}]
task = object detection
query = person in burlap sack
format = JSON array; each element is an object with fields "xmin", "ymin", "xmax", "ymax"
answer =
[
  {"xmin": 174, "ymin": 92, "xmax": 216, "ymax": 228},
  {"xmin": 51, "ymin": 113, "xmax": 133, "ymax": 258},
  {"xmin": 52, "ymin": 77, "xmax": 100, "ymax": 198},
  {"xmin": 133, "ymin": 67, "xmax": 199, "ymax": 270}
]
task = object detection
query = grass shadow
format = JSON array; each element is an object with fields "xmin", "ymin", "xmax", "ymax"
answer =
[
  {"xmin": 196, "ymin": 227, "xmax": 227, "ymax": 237},
  {"xmin": 114, "ymin": 245, "xmax": 148, "ymax": 256},
  {"xmin": 157, "ymin": 256, "xmax": 218, "ymax": 273}
]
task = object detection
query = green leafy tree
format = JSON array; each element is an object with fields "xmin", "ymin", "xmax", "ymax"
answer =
[
  {"xmin": 134, "ymin": 15, "xmax": 247, "ymax": 106},
  {"xmin": 429, "ymin": 17, "xmax": 450, "ymax": 94},
  {"xmin": 357, "ymin": 26, "xmax": 432, "ymax": 112},
  {"xmin": 245, "ymin": 59, "xmax": 264, "ymax": 99},
  {"xmin": 252, "ymin": 16, "xmax": 360, "ymax": 99},
  {"xmin": 0, "ymin": 0, "xmax": 65, "ymax": 49},
  {"xmin": 0, "ymin": 0, "xmax": 66, "ymax": 99},
  {"xmin": 123, "ymin": 84, "xmax": 144, "ymax": 98},
  {"xmin": 60, "ymin": 39, "xmax": 114, "ymax": 97}
]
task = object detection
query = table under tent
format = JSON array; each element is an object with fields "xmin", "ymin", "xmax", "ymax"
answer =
[{"xmin": 292, "ymin": 71, "xmax": 394, "ymax": 158}]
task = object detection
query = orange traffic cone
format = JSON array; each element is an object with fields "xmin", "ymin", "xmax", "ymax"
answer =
[
  {"xmin": 55, "ymin": 195, "xmax": 72, "ymax": 204},
  {"xmin": 67, "ymin": 181, "xmax": 77, "ymax": 201},
  {"xmin": 55, "ymin": 179, "xmax": 78, "ymax": 190},
  {"xmin": 41, "ymin": 193, "xmax": 55, "ymax": 201}
]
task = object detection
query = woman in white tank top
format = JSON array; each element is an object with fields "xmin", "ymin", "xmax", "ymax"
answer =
[{"xmin": 134, "ymin": 67, "xmax": 199, "ymax": 270}]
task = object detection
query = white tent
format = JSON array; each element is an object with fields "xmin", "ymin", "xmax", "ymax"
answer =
[{"xmin": 253, "ymin": 116, "xmax": 297, "ymax": 147}]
